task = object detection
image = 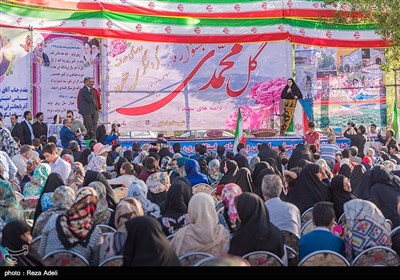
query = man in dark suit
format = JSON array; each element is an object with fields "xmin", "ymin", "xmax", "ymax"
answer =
[
  {"xmin": 77, "ymin": 77, "xmax": 100, "ymax": 139},
  {"xmin": 9, "ymin": 113, "xmax": 23, "ymax": 140},
  {"xmin": 32, "ymin": 112, "xmax": 48, "ymax": 139},
  {"xmin": 378, "ymin": 128, "xmax": 397, "ymax": 149},
  {"xmin": 59, "ymin": 118, "xmax": 81, "ymax": 148},
  {"xmin": 20, "ymin": 111, "xmax": 34, "ymax": 145}
]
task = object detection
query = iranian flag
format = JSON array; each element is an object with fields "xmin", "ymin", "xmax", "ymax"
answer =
[{"xmin": 233, "ymin": 107, "xmax": 245, "ymax": 154}]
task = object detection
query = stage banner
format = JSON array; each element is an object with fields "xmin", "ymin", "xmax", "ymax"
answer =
[
  {"xmin": 32, "ymin": 32, "xmax": 100, "ymax": 123},
  {"xmin": 119, "ymin": 136, "xmax": 350, "ymax": 157},
  {"xmin": 103, "ymin": 41, "xmax": 292, "ymax": 132},
  {"xmin": 295, "ymin": 45, "xmax": 386, "ymax": 130},
  {"xmin": 0, "ymin": 28, "xmax": 31, "ymax": 126}
]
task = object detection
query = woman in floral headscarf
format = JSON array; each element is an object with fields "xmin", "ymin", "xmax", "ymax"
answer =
[
  {"xmin": 66, "ymin": 162, "xmax": 86, "ymax": 192},
  {"xmin": 88, "ymin": 181, "xmax": 112, "ymax": 225},
  {"xmin": 38, "ymin": 187, "xmax": 103, "ymax": 266},
  {"xmin": 220, "ymin": 183, "xmax": 243, "ymax": 233},
  {"xmin": 0, "ymin": 180, "xmax": 24, "ymax": 223},
  {"xmin": 22, "ymin": 163, "xmax": 51, "ymax": 197},
  {"xmin": 127, "ymin": 180, "xmax": 161, "ymax": 218},
  {"xmin": 207, "ymin": 159, "xmax": 223, "ymax": 185},
  {"xmin": 99, "ymin": 197, "xmax": 144, "ymax": 263},
  {"xmin": 343, "ymin": 199, "xmax": 392, "ymax": 263},
  {"xmin": 32, "ymin": 186, "xmax": 75, "ymax": 238},
  {"xmin": 146, "ymin": 171, "xmax": 170, "ymax": 208}
]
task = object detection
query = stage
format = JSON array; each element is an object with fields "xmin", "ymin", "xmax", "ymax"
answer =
[{"xmin": 119, "ymin": 136, "xmax": 351, "ymax": 157}]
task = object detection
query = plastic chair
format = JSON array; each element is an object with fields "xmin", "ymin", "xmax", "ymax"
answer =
[
  {"xmin": 97, "ymin": 224, "xmax": 117, "ymax": 234},
  {"xmin": 300, "ymin": 220, "xmax": 315, "ymax": 236},
  {"xmin": 166, "ymin": 233, "xmax": 175, "ymax": 242},
  {"xmin": 337, "ymin": 213, "xmax": 346, "ymax": 225},
  {"xmin": 351, "ymin": 246, "xmax": 400, "ymax": 266},
  {"xmin": 241, "ymin": 251, "xmax": 285, "ymax": 266},
  {"xmin": 298, "ymin": 250, "xmax": 350, "ymax": 266},
  {"xmin": 385, "ymin": 219, "xmax": 393, "ymax": 231},
  {"xmin": 282, "ymin": 230, "xmax": 299, "ymax": 253},
  {"xmin": 285, "ymin": 245, "xmax": 299, "ymax": 267},
  {"xmin": 300, "ymin": 207, "xmax": 313, "ymax": 226},
  {"xmin": 215, "ymin": 201, "xmax": 224, "ymax": 213},
  {"xmin": 99, "ymin": 255, "xmax": 123, "ymax": 266},
  {"xmin": 31, "ymin": 235, "xmax": 41, "ymax": 253},
  {"xmin": 193, "ymin": 256, "xmax": 218, "ymax": 266},
  {"xmin": 43, "ymin": 250, "xmax": 90, "ymax": 266},
  {"xmin": 178, "ymin": 252, "xmax": 214, "ymax": 266},
  {"xmin": 192, "ymin": 183, "xmax": 213, "ymax": 195}
]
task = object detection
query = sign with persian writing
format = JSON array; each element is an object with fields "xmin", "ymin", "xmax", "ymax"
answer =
[
  {"xmin": 103, "ymin": 41, "xmax": 292, "ymax": 132},
  {"xmin": 32, "ymin": 32, "xmax": 100, "ymax": 123},
  {"xmin": 0, "ymin": 28, "xmax": 31, "ymax": 125}
]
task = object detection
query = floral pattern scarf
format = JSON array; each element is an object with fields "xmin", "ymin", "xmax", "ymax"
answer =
[
  {"xmin": 88, "ymin": 181, "xmax": 111, "ymax": 225},
  {"xmin": 56, "ymin": 187, "xmax": 98, "ymax": 249},
  {"xmin": 23, "ymin": 163, "xmax": 51, "ymax": 197},
  {"xmin": 0, "ymin": 180, "xmax": 24, "ymax": 223},
  {"xmin": 146, "ymin": 172, "xmax": 170, "ymax": 194},
  {"xmin": 66, "ymin": 162, "xmax": 86, "ymax": 192},
  {"xmin": 221, "ymin": 183, "xmax": 243, "ymax": 230},
  {"xmin": 207, "ymin": 159, "xmax": 223, "ymax": 184}
]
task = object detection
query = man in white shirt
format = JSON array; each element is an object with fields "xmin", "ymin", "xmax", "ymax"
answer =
[
  {"xmin": 0, "ymin": 150, "xmax": 18, "ymax": 182},
  {"xmin": 42, "ymin": 142, "xmax": 71, "ymax": 182},
  {"xmin": 262, "ymin": 174, "xmax": 301, "ymax": 237}
]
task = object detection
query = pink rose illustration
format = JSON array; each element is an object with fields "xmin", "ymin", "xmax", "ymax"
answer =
[
  {"xmin": 225, "ymin": 105, "xmax": 265, "ymax": 130},
  {"xmin": 109, "ymin": 40, "xmax": 127, "ymax": 57},
  {"xmin": 248, "ymin": 77, "xmax": 286, "ymax": 115}
]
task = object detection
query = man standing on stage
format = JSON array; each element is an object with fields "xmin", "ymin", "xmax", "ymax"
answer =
[{"xmin": 77, "ymin": 77, "xmax": 101, "ymax": 140}]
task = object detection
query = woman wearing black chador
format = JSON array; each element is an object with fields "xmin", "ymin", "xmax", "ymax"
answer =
[{"xmin": 280, "ymin": 78, "xmax": 303, "ymax": 136}]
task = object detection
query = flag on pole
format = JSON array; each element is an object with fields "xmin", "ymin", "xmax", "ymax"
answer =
[
  {"xmin": 233, "ymin": 107, "xmax": 245, "ymax": 154},
  {"xmin": 393, "ymin": 102, "xmax": 399, "ymax": 141}
]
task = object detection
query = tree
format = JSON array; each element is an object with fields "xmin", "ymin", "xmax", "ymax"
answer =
[{"xmin": 323, "ymin": 0, "xmax": 400, "ymax": 71}]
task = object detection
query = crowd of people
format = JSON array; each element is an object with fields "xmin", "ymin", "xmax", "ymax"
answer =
[{"xmin": 1, "ymin": 103, "xmax": 400, "ymax": 266}]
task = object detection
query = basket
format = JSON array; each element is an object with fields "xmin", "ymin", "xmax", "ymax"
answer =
[
  {"xmin": 251, "ymin": 129, "xmax": 278, "ymax": 137},
  {"xmin": 206, "ymin": 130, "xmax": 223, "ymax": 138}
]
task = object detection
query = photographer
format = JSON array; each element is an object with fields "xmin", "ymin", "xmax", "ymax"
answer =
[{"xmin": 343, "ymin": 122, "xmax": 366, "ymax": 158}]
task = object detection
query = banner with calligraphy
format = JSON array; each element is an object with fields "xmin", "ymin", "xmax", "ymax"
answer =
[
  {"xmin": 32, "ymin": 32, "xmax": 100, "ymax": 123},
  {"xmin": 0, "ymin": 27, "xmax": 31, "ymax": 125},
  {"xmin": 104, "ymin": 40, "xmax": 292, "ymax": 132},
  {"xmin": 295, "ymin": 45, "xmax": 386, "ymax": 130}
]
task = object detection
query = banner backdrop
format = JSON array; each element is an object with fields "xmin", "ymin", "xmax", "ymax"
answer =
[
  {"xmin": 295, "ymin": 45, "xmax": 386, "ymax": 130},
  {"xmin": 104, "ymin": 40, "xmax": 292, "ymax": 132},
  {"xmin": 0, "ymin": 27, "xmax": 31, "ymax": 125},
  {"xmin": 32, "ymin": 32, "xmax": 100, "ymax": 123}
]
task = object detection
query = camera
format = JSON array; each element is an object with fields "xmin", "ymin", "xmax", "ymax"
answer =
[
  {"xmin": 347, "ymin": 121, "xmax": 355, "ymax": 127},
  {"xmin": 112, "ymin": 123, "xmax": 121, "ymax": 128}
]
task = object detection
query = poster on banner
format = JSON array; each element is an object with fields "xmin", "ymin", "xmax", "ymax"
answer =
[
  {"xmin": 103, "ymin": 41, "xmax": 292, "ymax": 132},
  {"xmin": 0, "ymin": 28, "xmax": 31, "ymax": 126},
  {"xmin": 32, "ymin": 32, "xmax": 100, "ymax": 124},
  {"xmin": 295, "ymin": 45, "xmax": 386, "ymax": 130}
]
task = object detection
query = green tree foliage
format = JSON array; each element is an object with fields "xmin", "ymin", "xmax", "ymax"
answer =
[{"xmin": 323, "ymin": 0, "xmax": 400, "ymax": 71}]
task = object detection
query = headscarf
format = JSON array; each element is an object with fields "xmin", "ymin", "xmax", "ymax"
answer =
[
  {"xmin": 33, "ymin": 173, "xmax": 65, "ymax": 226},
  {"xmin": 133, "ymin": 150, "xmax": 148, "ymax": 165},
  {"xmin": 56, "ymin": 187, "xmax": 98, "ymax": 249},
  {"xmin": 287, "ymin": 144, "xmax": 311, "ymax": 170},
  {"xmin": 86, "ymin": 155, "xmax": 107, "ymax": 173},
  {"xmin": 163, "ymin": 178, "xmax": 192, "ymax": 216},
  {"xmin": 330, "ymin": 175, "xmax": 357, "ymax": 219},
  {"xmin": 0, "ymin": 180, "xmax": 24, "ymax": 223},
  {"xmin": 66, "ymin": 162, "xmax": 86, "ymax": 192},
  {"xmin": 286, "ymin": 163, "xmax": 332, "ymax": 214},
  {"xmin": 249, "ymin": 156, "xmax": 260, "ymax": 172},
  {"xmin": 22, "ymin": 163, "xmax": 51, "ymax": 197},
  {"xmin": 1, "ymin": 220, "xmax": 44, "ymax": 266},
  {"xmin": 88, "ymin": 181, "xmax": 111, "ymax": 225},
  {"xmin": 338, "ymin": 163, "xmax": 353, "ymax": 178},
  {"xmin": 343, "ymin": 199, "xmax": 392, "ymax": 262},
  {"xmin": 349, "ymin": 165, "xmax": 366, "ymax": 192},
  {"xmin": 127, "ymin": 180, "xmax": 161, "ymax": 218},
  {"xmin": 229, "ymin": 193, "xmax": 285, "ymax": 258},
  {"xmin": 83, "ymin": 170, "xmax": 118, "ymax": 210},
  {"xmin": 160, "ymin": 156, "xmax": 172, "ymax": 172},
  {"xmin": 221, "ymin": 183, "xmax": 242, "ymax": 231},
  {"xmin": 32, "ymin": 186, "xmax": 75, "ymax": 238},
  {"xmin": 234, "ymin": 167, "xmax": 254, "ymax": 193},
  {"xmin": 184, "ymin": 159, "xmax": 209, "ymax": 186},
  {"xmin": 234, "ymin": 154, "xmax": 250, "ymax": 170},
  {"xmin": 280, "ymin": 78, "xmax": 303, "ymax": 99},
  {"xmin": 218, "ymin": 159, "xmax": 239, "ymax": 185},
  {"xmin": 62, "ymin": 154, "xmax": 74, "ymax": 165},
  {"xmin": 123, "ymin": 216, "xmax": 181, "ymax": 266},
  {"xmin": 146, "ymin": 172, "xmax": 171, "ymax": 194},
  {"xmin": 207, "ymin": 159, "xmax": 223, "ymax": 184},
  {"xmin": 170, "ymin": 193, "xmax": 230, "ymax": 256}
]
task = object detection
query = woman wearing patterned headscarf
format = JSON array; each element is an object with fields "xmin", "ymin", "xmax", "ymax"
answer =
[
  {"xmin": 220, "ymin": 183, "xmax": 243, "ymax": 233},
  {"xmin": 83, "ymin": 170, "xmax": 118, "ymax": 210},
  {"xmin": 22, "ymin": 163, "xmax": 51, "ymax": 197},
  {"xmin": 38, "ymin": 187, "xmax": 103, "ymax": 266},
  {"xmin": 146, "ymin": 171, "xmax": 170, "ymax": 208},
  {"xmin": 128, "ymin": 180, "xmax": 161, "ymax": 218},
  {"xmin": 88, "ymin": 181, "xmax": 112, "ymax": 225},
  {"xmin": 66, "ymin": 161, "xmax": 86, "ymax": 192},
  {"xmin": 0, "ymin": 180, "xmax": 24, "ymax": 223},
  {"xmin": 207, "ymin": 159, "xmax": 223, "ymax": 185},
  {"xmin": 32, "ymin": 186, "xmax": 75, "ymax": 238},
  {"xmin": 343, "ymin": 199, "xmax": 392, "ymax": 262},
  {"xmin": 99, "ymin": 197, "xmax": 144, "ymax": 263},
  {"xmin": 170, "ymin": 193, "xmax": 230, "ymax": 256}
]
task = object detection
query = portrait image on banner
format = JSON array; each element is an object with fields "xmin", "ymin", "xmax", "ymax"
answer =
[
  {"xmin": 295, "ymin": 45, "xmax": 386, "ymax": 130},
  {"xmin": 103, "ymin": 40, "xmax": 292, "ymax": 132},
  {"xmin": 32, "ymin": 32, "xmax": 100, "ymax": 123},
  {"xmin": 0, "ymin": 27, "xmax": 31, "ymax": 125}
]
